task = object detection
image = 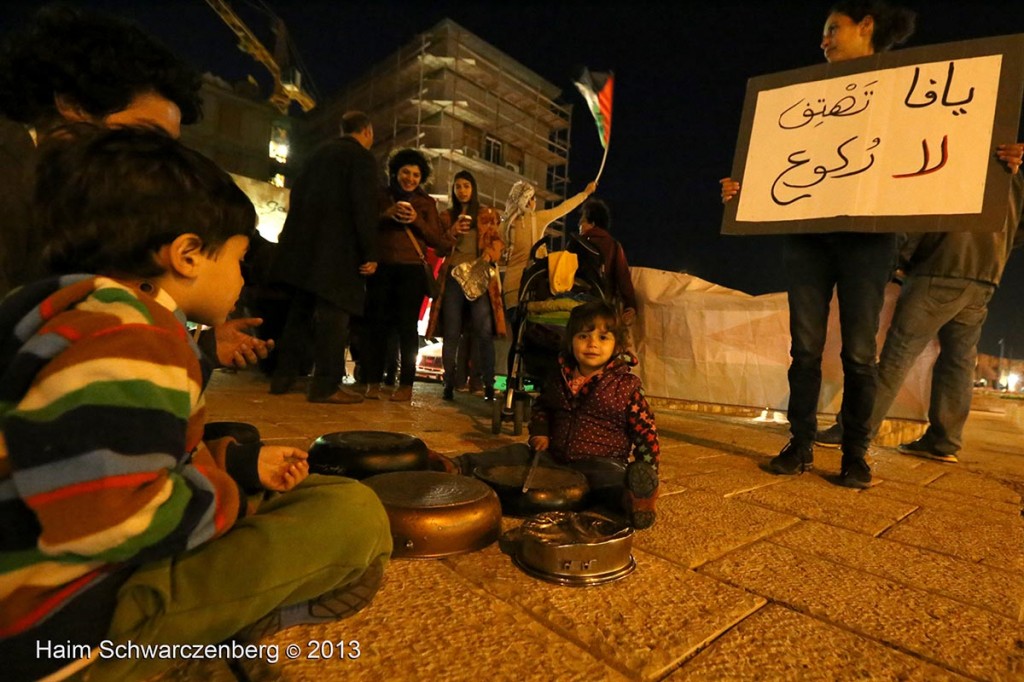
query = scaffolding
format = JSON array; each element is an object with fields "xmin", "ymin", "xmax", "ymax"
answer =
[{"xmin": 308, "ymin": 19, "xmax": 572, "ymax": 212}]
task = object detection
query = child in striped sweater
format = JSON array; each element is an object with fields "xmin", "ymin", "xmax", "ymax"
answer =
[{"xmin": 0, "ymin": 127, "xmax": 391, "ymax": 681}]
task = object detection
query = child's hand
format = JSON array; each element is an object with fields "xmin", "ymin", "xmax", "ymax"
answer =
[
  {"xmin": 529, "ymin": 435, "xmax": 549, "ymax": 452},
  {"xmin": 258, "ymin": 446, "xmax": 309, "ymax": 492}
]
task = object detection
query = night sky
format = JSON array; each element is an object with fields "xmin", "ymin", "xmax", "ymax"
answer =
[{"xmin": 5, "ymin": 0, "xmax": 1024, "ymax": 356}]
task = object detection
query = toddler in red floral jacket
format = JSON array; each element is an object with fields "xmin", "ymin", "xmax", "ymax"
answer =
[
  {"xmin": 529, "ymin": 300, "xmax": 660, "ymax": 528},
  {"xmin": 455, "ymin": 300, "xmax": 659, "ymax": 527}
]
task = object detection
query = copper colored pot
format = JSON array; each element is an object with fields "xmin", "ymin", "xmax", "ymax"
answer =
[{"xmin": 363, "ymin": 471, "xmax": 502, "ymax": 559}]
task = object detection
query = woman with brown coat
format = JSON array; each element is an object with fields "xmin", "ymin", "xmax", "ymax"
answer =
[{"xmin": 363, "ymin": 148, "xmax": 453, "ymax": 402}]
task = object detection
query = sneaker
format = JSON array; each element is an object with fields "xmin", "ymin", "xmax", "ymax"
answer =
[
  {"xmin": 364, "ymin": 384, "xmax": 382, "ymax": 400},
  {"xmin": 769, "ymin": 440, "xmax": 814, "ymax": 475},
  {"xmin": 234, "ymin": 561, "xmax": 384, "ymax": 642},
  {"xmin": 898, "ymin": 438, "xmax": 958, "ymax": 463},
  {"xmin": 483, "ymin": 386, "xmax": 495, "ymax": 401},
  {"xmin": 837, "ymin": 455, "xmax": 873, "ymax": 489},
  {"xmin": 625, "ymin": 462, "xmax": 658, "ymax": 530},
  {"xmin": 814, "ymin": 422, "xmax": 843, "ymax": 449},
  {"xmin": 625, "ymin": 461, "xmax": 659, "ymax": 498},
  {"xmin": 468, "ymin": 378, "xmax": 485, "ymax": 396},
  {"xmin": 442, "ymin": 385, "xmax": 455, "ymax": 401},
  {"xmin": 390, "ymin": 385, "xmax": 413, "ymax": 402}
]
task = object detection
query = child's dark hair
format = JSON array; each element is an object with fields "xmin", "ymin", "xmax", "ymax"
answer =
[
  {"xmin": 563, "ymin": 300, "xmax": 629, "ymax": 361},
  {"xmin": 37, "ymin": 124, "xmax": 256, "ymax": 278},
  {"xmin": 0, "ymin": 4, "xmax": 203, "ymax": 128}
]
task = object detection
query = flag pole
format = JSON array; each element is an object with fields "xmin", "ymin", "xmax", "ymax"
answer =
[{"xmin": 596, "ymin": 134, "xmax": 611, "ymax": 184}]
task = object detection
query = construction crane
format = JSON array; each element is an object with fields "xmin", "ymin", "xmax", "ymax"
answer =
[{"xmin": 204, "ymin": 0, "xmax": 315, "ymax": 114}]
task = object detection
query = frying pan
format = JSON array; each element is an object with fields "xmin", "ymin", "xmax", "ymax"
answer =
[
  {"xmin": 474, "ymin": 463, "xmax": 589, "ymax": 517},
  {"xmin": 363, "ymin": 471, "xmax": 502, "ymax": 559},
  {"xmin": 308, "ymin": 431, "xmax": 430, "ymax": 479},
  {"xmin": 203, "ymin": 421, "xmax": 261, "ymax": 445}
]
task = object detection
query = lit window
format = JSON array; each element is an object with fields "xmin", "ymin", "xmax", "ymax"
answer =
[{"xmin": 269, "ymin": 125, "xmax": 290, "ymax": 163}]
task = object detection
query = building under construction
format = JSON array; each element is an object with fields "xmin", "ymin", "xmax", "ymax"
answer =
[{"xmin": 307, "ymin": 19, "xmax": 572, "ymax": 213}]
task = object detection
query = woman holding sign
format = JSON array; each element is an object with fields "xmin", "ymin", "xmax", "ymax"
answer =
[{"xmin": 720, "ymin": 0, "xmax": 916, "ymax": 489}]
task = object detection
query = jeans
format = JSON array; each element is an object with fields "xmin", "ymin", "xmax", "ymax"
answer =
[
  {"xmin": 784, "ymin": 232, "xmax": 895, "ymax": 455},
  {"xmin": 364, "ymin": 263, "xmax": 425, "ymax": 386},
  {"xmin": 441, "ymin": 273, "xmax": 495, "ymax": 391},
  {"xmin": 275, "ymin": 290, "xmax": 351, "ymax": 398},
  {"xmin": 868, "ymin": 276, "xmax": 993, "ymax": 455}
]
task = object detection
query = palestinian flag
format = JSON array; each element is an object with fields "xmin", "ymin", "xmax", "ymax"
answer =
[{"xmin": 574, "ymin": 68, "xmax": 613, "ymax": 149}]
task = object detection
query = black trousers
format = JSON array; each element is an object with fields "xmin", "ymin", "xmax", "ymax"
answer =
[
  {"xmin": 274, "ymin": 289, "xmax": 351, "ymax": 398},
  {"xmin": 364, "ymin": 263, "xmax": 426, "ymax": 386}
]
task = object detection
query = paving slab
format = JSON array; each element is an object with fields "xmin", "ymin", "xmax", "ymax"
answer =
[
  {"xmin": 446, "ymin": 543, "xmax": 765, "ymax": 681},
  {"xmin": 881, "ymin": 505, "xmax": 1024, "ymax": 573},
  {"xmin": 249, "ymin": 559, "xmax": 625, "ymax": 682},
  {"xmin": 870, "ymin": 477, "xmax": 1021, "ymax": 521},
  {"xmin": 866, "ymin": 449, "xmax": 946, "ymax": 486},
  {"xmin": 633, "ymin": 491, "xmax": 798, "ymax": 569},
  {"xmin": 770, "ymin": 521, "xmax": 1023, "ymax": 618},
  {"xmin": 699, "ymin": 541, "xmax": 1024, "ymax": 679},
  {"xmin": 925, "ymin": 470, "xmax": 1022, "ymax": 506},
  {"xmin": 671, "ymin": 604, "xmax": 969, "ymax": 681},
  {"xmin": 176, "ymin": 371, "xmax": 1024, "ymax": 680},
  {"xmin": 731, "ymin": 475, "xmax": 918, "ymax": 536}
]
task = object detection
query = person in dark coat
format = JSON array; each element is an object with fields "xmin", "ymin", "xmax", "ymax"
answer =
[
  {"xmin": 270, "ymin": 111, "xmax": 379, "ymax": 403},
  {"xmin": 577, "ymin": 197, "xmax": 638, "ymax": 324}
]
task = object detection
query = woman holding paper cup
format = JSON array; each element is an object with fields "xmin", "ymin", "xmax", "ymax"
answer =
[
  {"xmin": 363, "ymin": 148, "xmax": 452, "ymax": 402},
  {"xmin": 426, "ymin": 170, "xmax": 507, "ymax": 402},
  {"xmin": 719, "ymin": 0, "xmax": 916, "ymax": 489}
]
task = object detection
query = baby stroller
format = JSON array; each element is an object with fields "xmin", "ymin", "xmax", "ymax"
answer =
[{"xmin": 492, "ymin": 231, "xmax": 609, "ymax": 435}]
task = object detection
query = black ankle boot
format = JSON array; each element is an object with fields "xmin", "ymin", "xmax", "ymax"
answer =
[
  {"xmin": 769, "ymin": 440, "xmax": 813, "ymax": 475},
  {"xmin": 837, "ymin": 453, "xmax": 872, "ymax": 489}
]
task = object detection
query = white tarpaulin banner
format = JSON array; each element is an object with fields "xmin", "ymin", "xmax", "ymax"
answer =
[{"xmin": 630, "ymin": 267, "xmax": 936, "ymax": 420}]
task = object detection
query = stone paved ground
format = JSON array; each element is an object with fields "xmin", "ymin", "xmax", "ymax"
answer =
[{"xmin": 161, "ymin": 372, "xmax": 1024, "ymax": 681}]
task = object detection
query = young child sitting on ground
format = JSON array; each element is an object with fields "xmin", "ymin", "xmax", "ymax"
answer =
[
  {"xmin": 458, "ymin": 300, "xmax": 659, "ymax": 528},
  {"xmin": 0, "ymin": 127, "xmax": 392, "ymax": 681}
]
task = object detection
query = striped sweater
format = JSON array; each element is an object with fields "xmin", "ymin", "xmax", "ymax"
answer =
[{"xmin": 0, "ymin": 275, "xmax": 254, "ymax": 665}]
